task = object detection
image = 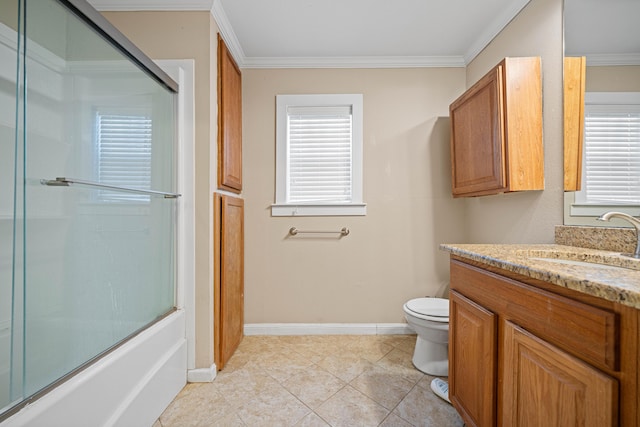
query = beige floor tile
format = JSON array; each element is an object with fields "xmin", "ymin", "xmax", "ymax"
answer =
[
  {"xmin": 375, "ymin": 348, "xmax": 425, "ymax": 384},
  {"xmin": 156, "ymin": 335, "xmax": 462, "ymax": 427},
  {"xmin": 236, "ymin": 335, "xmax": 283, "ymax": 355},
  {"xmin": 391, "ymin": 335, "xmax": 419, "ymax": 355},
  {"xmin": 415, "ymin": 374, "xmax": 443, "ymax": 390},
  {"xmin": 208, "ymin": 413, "xmax": 246, "ymax": 427},
  {"xmin": 349, "ymin": 365, "xmax": 416, "ymax": 410},
  {"xmin": 378, "ymin": 412, "xmax": 414, "ymax": 427},
  {"xmin": 255, "ymin": 347, "xmax": 315, "ymax": 383},
  {"xmin": 393, "ymin": 385, "xmax": 463, "ymax": 427},
  {"xmin": 282, "ymin": 364, "xmax": 346, "ymax": 409},
  {"xmin": 317, "ymin": 353, "xmax": 375, "ymax": 383},
  {"xmin": 315, "ymin": 385, "xmax": 389, "ymax": 427},
  {"xmin": 294, "ymin": 412, "xmax": 331, "ymax": 427},
  {"xmin": 212, "ymin": 368, "xmax": 282, "ymax": 406},
  {"xmin": 159, "ymin": 383, "xmax": 234, "ymax": 427},
  {"xmin": 344, "ymin": 338, "xmax": 394, "ymax": 363},
  {"xmin": 235, "ymin": 382, "xmax": 311, "ymax": 426}
]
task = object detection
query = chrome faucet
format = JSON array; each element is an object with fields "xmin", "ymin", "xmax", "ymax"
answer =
[{"xmin": 597, "ymin": 211, "xmax": 640, "ymax": 259}]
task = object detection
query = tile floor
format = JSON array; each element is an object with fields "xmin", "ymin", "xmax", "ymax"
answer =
[{"xmin": 154, "ymin": 335, "xmax": 464, "ymax": 427}]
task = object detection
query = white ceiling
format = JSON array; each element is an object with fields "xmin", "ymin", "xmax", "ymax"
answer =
[
  {"xmin": 564, "ymin": 0, "xmax": 640, "ymax": 66},
  {"xmin": 90, "ymin": 0, "xmax": 531, "ymax": 68},
  {"xmin": 215, "ymin": 0, "xmax": 530, "ymax": 68},
  {"xmin": 90, "ymin": 0, "xmax": 640, "ymax": 68}
]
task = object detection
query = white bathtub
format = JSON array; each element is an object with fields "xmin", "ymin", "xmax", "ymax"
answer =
[{"xmin": 0, "ymin": 310, "xmax": 186, "ymax": 427}]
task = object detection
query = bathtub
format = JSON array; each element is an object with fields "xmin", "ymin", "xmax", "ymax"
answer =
[{"xmin": 0, "ymin": 310, "xmax": 186, "ymax": 427}]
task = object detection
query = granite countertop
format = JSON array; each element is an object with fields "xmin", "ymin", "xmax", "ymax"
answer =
[{"xmin": 440, "ymin": 243, "xmax": 640, "ymax": 309}]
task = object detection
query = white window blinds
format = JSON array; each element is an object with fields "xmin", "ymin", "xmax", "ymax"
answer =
[
  {"xmin": 96, "ymin": 112, "xmax": 153, "ymax": 202},
  {"xmin": 287, "ymin": 105, "xmax": 353, "ymax": 204},
  {"xmin": 581, "ymin": 104, "xmax": 640, "ymax": 204}
]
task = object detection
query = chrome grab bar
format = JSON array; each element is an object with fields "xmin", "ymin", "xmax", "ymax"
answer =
[
  {"xmin": 289, "ymin": 227, "xmax": 350, "ymax": 236},
  {"xmin": 40, "ymin": 177, "xmax": 181, "ymax": 199}
]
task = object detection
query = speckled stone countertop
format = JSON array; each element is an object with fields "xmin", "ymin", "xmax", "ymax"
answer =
[{"xmin": 439, "ymin": 243, "xmax": 640, "ymax": 309}]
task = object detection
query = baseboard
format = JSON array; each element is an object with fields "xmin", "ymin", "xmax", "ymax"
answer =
[
  {"xmin": 187, "ymin": 364, "xmax": 217, "ymax": 383},
  {"xmin": 244, "ymin": 323, "xmax": 414, "ymax": 336}
]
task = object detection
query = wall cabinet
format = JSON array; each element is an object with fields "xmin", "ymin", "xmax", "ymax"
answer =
[
  {"xmin": 214, "ymin": 194, "xmax": 244, "ymax": 370},
  {"xmin": 563, "ymin": 56, "xmax": 586, "ymax": 191},
  {"xmin": 449, "ymin": 258, "xmax": 639, "ymax": 426},
  {"xmin": 449, "ymin": 57, "xmax": 543, "ymax": 197},
  {"xmin": 217, "ymin": 34, "xmax": 243, "ymax": 193}
]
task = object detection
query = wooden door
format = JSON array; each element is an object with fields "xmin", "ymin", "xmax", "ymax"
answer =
[
  {"xmin": 449, "ymin": 290, "xmax": 497, "ymax": 427},
  {"xmin": 217, "ymin": 34, "xmax": 242, "ymax": 193},
  {"xmin": 501, "ymin": 321, "xmax": 617, "ymax": 427},
  {"xmin": 214, "ymin": 194, "xmax": 244, "ymax": 370}
]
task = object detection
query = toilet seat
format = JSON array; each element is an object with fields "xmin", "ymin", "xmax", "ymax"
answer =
[{"xmin": 404, "ymin": 298, "xmax": 449, "ymax": 322}]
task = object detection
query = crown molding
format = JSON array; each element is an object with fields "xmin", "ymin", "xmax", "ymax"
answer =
[
  {"xmin": 242, "ymin": 56, "xmax": 466, "ymax": 69},
  {"xmin": 586, "ymin": 53, "xmax": 640, "ymax": 67},
  {"xmin": 210, "ymin": 0, "xmax": 246, "ymax": 66},
  {"xmin": 463, "ymin": 0, "xmax": 531, "ymax": 64},
  {"xmin": 88, "ymin": 0, "xmax": 213, "ymax": 11},
  {"xmin": 87, "ymin": 0, "xmax": 522, "ymax": 69}
]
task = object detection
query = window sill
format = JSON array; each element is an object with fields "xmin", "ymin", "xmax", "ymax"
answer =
[{"xmin": 271, "ymin": 203, "xmax": 366, "ymax": 217}]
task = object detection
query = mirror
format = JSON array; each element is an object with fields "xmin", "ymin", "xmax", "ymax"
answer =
[{"xmin": 564, "ymin": 0, "xmax": 640, "ymax": 225}]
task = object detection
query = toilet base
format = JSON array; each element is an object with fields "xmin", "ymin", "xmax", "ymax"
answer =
[{"xmin": 412, "ymin": 335, "xmax": 448, "ymax": 376}]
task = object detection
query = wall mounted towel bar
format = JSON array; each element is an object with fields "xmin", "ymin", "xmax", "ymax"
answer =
[
  {"xmin": 289, "ymin": 227, "xmax": 350, "ymax": 236},
  {"xmin": 40, "ymin": 177, "xmax": 181, "ymax": 198}
]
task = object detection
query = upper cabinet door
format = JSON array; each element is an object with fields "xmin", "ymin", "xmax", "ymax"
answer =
[
  {"xmin": 449, "ymin": 57, "xmax": 543, "ymax": 197},
  {"xmin": 563, "ymin": 56, "xmax": 586, "ymax": 192},
  {"xmin": 449, "ymin": 66, "xmax": 507, "ymax": 196},
  {"xmin": 217, "ymin": 34, "xmax": 243, "ymax": 193}
]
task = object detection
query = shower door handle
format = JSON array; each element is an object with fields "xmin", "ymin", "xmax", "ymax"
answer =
[{"xmin": 40, "ymin": 177, "xmax": 181, "ymax": 199}]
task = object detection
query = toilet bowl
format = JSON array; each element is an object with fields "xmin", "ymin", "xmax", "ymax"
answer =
[{"xmin": 403, "ymin": 297, "xmax": 449, "ymax": 376}]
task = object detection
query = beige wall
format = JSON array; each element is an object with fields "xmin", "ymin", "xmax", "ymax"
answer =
[
  {"xmin": 586, "ymin": 65, "xmax": 640, "ymax": 91},
  {"xmin": 104, "ymin": 0, "xmax": 565, "ymax": 335},
  {"xmin": 464, "ymin": 0, "xmax": 564, "ymax": 244},
  {"xmin": 102, "ymin": 11, "xmax": 218, "ymax": 368},
  {"xmin": 243, "ymin": 68, "xmax": 467, "ymax": 323}
]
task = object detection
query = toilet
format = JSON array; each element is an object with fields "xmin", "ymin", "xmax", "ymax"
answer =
[{"xmin": 403, "ymin": 297, "xmax": 449, "ymax": 376}]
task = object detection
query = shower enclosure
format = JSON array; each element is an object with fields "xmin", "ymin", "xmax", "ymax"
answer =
[{"xmin": 1, "ymin": 0, "xmax": 179, "ymax": 421}]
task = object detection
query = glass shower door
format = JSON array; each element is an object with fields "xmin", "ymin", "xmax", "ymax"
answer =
[
  {"xmin": 1, "ymin": 0, "xmax": 178, "ymax": 418},
  {"xmin": 0, "ymin": 0, "xmax": 21, "ymax": 413}
]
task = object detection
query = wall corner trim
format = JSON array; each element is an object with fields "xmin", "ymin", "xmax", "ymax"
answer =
[{"xmin": 187, "ymin": 364, "xmax": 217, "ymax": 383}]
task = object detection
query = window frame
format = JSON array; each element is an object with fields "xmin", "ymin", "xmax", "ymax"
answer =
[
  {"xmin": 570, "ymin": 91, "xmax": 640, "ymax": 217},
  {"xmin": 272, "ymin": 94, "xmax": 366, "ymax": 216}
]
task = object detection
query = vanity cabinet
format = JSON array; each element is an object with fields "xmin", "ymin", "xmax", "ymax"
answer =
[
  {"xmin": 449, "ymin": 258, "xmax": 639, "ymax": 426},
  {"xmin": 449, "ymin": 57, "xmax": 543, "ymax": 197}
]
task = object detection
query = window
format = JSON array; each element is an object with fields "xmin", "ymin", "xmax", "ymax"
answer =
[
  {"xmin": 272, "ymin": 94, "xmax": 365, "ymax": 216},
  {"xmin": 571, "ymin": 92, "xmax": 640, "ymax": 216},
  {"xmin": 95, "ymin": 109, "xmax": 153, "ymax": 203}
]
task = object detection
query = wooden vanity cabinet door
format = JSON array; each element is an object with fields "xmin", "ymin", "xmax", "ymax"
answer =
[
  {"xmin": 449, "ymin": 66, "xmax": 507, "ymax": 197},
  {"xmin": 450, "ymin": 290, "xmax": 498, "ymax": 427},
  {"xmin": 501, "ymin": 321, "xmax": 618, "ymax": 427}
]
